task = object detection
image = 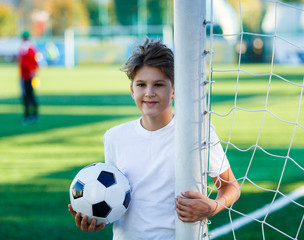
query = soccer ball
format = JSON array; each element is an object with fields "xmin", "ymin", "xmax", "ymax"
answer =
[{"xmin": 69, "ymin": 162, "xmax": 131, "ymax": 225}]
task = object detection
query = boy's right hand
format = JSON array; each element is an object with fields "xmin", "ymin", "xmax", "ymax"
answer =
[{"xmin": 68, "ymin": 204, "xmax": 106, "ymax": 232}]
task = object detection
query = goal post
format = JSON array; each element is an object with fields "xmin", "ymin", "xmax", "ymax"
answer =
[
  {"xmin": 174, "ymin": 0, "xmax": 209, "ymax": 239},
  {"xmin": 175, "ymin": 0, "xmax": 304, "ymax": 239}
]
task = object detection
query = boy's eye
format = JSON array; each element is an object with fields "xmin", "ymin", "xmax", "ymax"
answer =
[
  {"xmin": 155, "ymin": 83, "xmax": 164, "ymax": 87},
  {"xmin": 137, "ymin": 83, "xmax": 145, "ymax": 87}
]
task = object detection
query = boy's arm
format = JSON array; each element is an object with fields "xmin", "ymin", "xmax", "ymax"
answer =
[
  {"xmin": 68, "ymin": 204, "xmax": 106, "ymax": 232},
  {"xmin": 175, "ymin": 167, "xmax": 240, "ymax": 222},
  {"xmin": 210, "ymin": 167, "xmax": 240, "ymax": 216}
]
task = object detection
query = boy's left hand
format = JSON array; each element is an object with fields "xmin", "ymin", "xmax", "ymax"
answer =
[
  {"xmin": 175, "ymin": 191, "xmax": 218, "ymax": 222},
  {"xmin": 68, "ymin": 204, "xmax": 106, "ymax": 232}
]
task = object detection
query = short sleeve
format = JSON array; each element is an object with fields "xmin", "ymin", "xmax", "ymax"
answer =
[
  {"xmin": 103, "ymin": 130, "xmax": 116, "ymax": 166},
  {"xmin": 208, "ymin": 125, "xmax": 230, "ymax": 178}
]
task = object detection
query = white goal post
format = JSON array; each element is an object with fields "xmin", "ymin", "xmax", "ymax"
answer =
[
  {"xmin": 175, "ymin": 0, "xmax": 304, "ymax": 239},
  {"xmin": 174, "ymin": 0, "xmax": 209, "ymax": 239}
]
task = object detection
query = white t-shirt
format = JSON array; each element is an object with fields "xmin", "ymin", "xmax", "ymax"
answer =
[{"xmin": 103, "ymin": 118, "xmax": 229, "ymax": 240}]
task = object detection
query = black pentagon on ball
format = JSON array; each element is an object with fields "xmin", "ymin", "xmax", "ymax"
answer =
[
  {"xmin": 93, "ymin": 201, "xmax": 112, "ymax": 218},
  {"xmin": 123, "ymin": 190, "xmax": 131, "ymax": 209},
  {"xmin": 72, "ymin": 180, "xmax": 85, "ymax": 199},
  {"xmin": 97, "ymin": 171, "xmax": 116, "ymax": 188}
]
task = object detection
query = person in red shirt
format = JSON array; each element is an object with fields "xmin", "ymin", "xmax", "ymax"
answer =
[{"xmin": 19, "ymin": 31, "xmax": 39, "ymax": 124}]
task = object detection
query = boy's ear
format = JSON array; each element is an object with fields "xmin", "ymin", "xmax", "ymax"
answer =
[
  {"xmin": 171, "ymin": 86, "xmax": 175, "ymax": 100},
  {"xmin": 130, "ymin": 83, "xmax": 135, "ymax": 99}
]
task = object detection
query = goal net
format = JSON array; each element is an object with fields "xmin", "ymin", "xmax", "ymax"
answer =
[{"xmin": 174, "ymin": 0, "xmax": 304, "ymax": 239}]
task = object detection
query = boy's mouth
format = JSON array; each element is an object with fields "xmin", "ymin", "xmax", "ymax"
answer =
[{"xmin": 143, "ymin": 101, "xmax": 157, "ymax": 106}]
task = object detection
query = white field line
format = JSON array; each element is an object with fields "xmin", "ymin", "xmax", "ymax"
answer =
[{"xmin": 210, "ymin": 186, "xmax": 304, "ymax": 239}]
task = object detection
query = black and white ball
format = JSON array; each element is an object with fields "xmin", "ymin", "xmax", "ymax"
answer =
[{"xmin": 69, "ymin": 162, "xmax": 131, "ymax": 224}]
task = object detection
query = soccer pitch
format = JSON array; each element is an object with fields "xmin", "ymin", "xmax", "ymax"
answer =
[{"xmin": 0, "ymin": 64, "xmax": 303, "ymax": 239}]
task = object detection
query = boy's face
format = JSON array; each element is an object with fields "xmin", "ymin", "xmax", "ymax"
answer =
[{"xmin": 130, "ymin": 65, "xmax": 174, "ymax": 120}]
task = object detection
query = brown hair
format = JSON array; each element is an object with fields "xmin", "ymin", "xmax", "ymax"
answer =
[{"xmin": 122, "ymin": 38, "xmax": 174, "ymax": 84}]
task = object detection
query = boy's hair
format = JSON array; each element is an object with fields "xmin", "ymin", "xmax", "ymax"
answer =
[{"xmin": 122, "ymin": 38, "xmax": 174, "ymax": 84}]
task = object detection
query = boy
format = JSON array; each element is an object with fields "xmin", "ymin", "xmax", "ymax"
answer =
[
  {"xmin": 19, "ymin": 31, "xmax": 39, "ymax": 125},
  {"xmin": 68, "ymin": 38, "xmax": 240, "ymax": 239}
]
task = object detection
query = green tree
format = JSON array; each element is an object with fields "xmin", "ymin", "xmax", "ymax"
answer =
[
  {"xmin": 227, "ymin": 0, "xmax": 304, "ymax": 32},
  {"xmin": 0, "ymin": 3, "xmax": 17, "ymax": 36},
  {"xmin": 147, "ymin": 0, "xmax": 162, "ymax": 25},
  {"xmin": 227, "ymin": 0, "xmax": 263, "ymax": 32},
  {"xmin": 114, "ymin": 0, "xmax": 137, "ymax": 25},
  {"xmin": 49, "ymin": 0, "xmax": 89, "ymax": 36},
  {"xmin": 82, "ymin": 0, "xmax": 99, "ymax": 26},
  {"xmin": 113, "ymin": 0, "xmax": 172, "ymax": 26}
]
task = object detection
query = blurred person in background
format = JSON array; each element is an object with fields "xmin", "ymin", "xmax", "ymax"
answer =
[{"xmin": 19, "ymin": 31, "xmax": 39, "ymax": 125}]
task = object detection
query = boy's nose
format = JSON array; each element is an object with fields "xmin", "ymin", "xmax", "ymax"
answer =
[{"xmin": 145, "ymin": 87, "xmax": 155, "ymax": 97}]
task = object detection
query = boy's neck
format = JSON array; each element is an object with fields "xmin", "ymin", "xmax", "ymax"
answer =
[{"xmin": 140, "ymin": 113, "xmax": 174, "ymax": 131}]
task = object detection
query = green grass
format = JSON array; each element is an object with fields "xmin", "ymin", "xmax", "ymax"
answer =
[
  {"xmin": 209, "ymin": 64, "xmax": 304, "ymax": 239},
  {"xmin": 0, "ymin": 64, "xmax": 138, "ymax": 240},
  {"xmin": 0, "ymin": 64, "xmax": 303, "ymax": 240}
]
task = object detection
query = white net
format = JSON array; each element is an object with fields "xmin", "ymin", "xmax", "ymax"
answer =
[{"xmin": 204, "ymin": 0, "xmax": 304, "ymax": 239}]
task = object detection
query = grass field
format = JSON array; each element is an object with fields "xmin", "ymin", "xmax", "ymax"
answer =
[{"xmin": 0, "ymin": 64, "xmax": 303, "ymax": 240}]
